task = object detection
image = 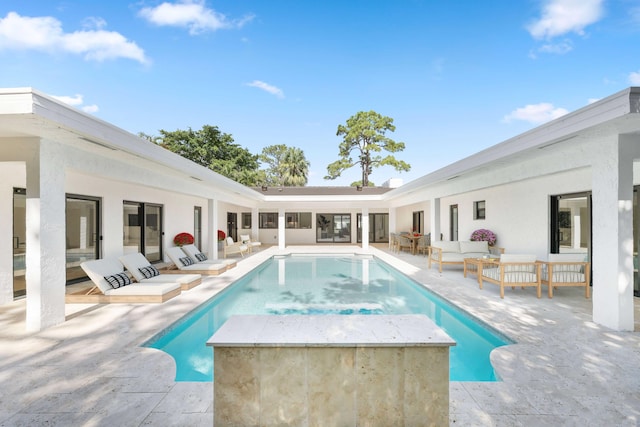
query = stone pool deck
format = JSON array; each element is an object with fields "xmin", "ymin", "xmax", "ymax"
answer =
[{"xmin": 0, "ymin": 245, "xmax": 639, "ymax": 426}]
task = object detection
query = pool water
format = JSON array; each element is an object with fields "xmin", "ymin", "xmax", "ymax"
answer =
[{"xmin": 145, "ymin": 254, "xmax": 512, "ymax": 382}]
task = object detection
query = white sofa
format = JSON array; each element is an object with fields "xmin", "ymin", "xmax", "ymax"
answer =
[{"xmin": 427, "ymin": 241, "xmax": 499, "ymax": 273}]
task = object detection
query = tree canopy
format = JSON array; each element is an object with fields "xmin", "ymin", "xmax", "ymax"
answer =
[
  {"xmin": 259, "ymin": 144, "xmax": 310, "ymax": 187},
  {"xmin": 325, "ymin": 110, "xmax": 410, "ymax": 187},
  {"xmin": 147, "ymin": 125, "xmax": 263, "ymax": 186}
]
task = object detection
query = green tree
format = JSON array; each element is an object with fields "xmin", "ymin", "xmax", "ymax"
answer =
[
  {"xmin": 152, "ymin": 125, "xmax": 262, "ymax": 186},
  {"xmin": 325, "ymin": 111, "xmax": 410, "ymax": 187},
  {"xmin": 260, "ymin": 144, "xmax": 310, "ymax": 186}
]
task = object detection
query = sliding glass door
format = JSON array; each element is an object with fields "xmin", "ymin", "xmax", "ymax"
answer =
[
  {"xmin": 123, "ymin": 201, "xmax": 163, "ymax": 262},
  {"xmin": 357, "ymin": 213, "xmax": 389, "ymax": 243},
  {"xmin": 317, "ymin": 214, "xmax": 352, "ymax": 243},
  {"xmin": 13, "ymin": 188, "xmax": 26, "ymax": 298},
  {"xmin": 65, "ymin": 195, "xmax": 100, "ymax": 283}
]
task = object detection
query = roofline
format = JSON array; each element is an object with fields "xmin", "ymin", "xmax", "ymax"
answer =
[{"xmin": 385, "ymin": 86, "xmax": 640, "ymax": 199}]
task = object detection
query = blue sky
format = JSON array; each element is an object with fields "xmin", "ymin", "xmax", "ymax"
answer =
[{"xmin": 1, "ymin": 1, "xmax": 639, "ymax": 186}]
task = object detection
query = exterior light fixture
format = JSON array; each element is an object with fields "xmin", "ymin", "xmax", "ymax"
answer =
[
  {"xmin": 261, "ymin": 186, "xmax": 268, "ymax": 191},
  {"xmin": 356, "ymin": 186, "xmax": 363, "ymax": 191}
]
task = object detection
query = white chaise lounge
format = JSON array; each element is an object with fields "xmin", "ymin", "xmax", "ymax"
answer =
[
  {"xmin": 181, "ymin": 244, "xmax": 237, "ymax": 269},
  {"xmin": 165, "ymin": 247, "xmax": 227, "ymax": 275},
  {"xmin": 119, "ymin": 252, "xmax": 202, "ymax": 291},
  {"xmin": 68, "ymin": 258, "xmax": 181, "ymax": 303}
]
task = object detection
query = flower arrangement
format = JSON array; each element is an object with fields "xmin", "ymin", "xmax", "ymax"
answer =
[
  {"xmin": 470, "ymin": 229, "xmax": 497, "ymax": 246},
  {"xmin": 173, "ymin": 232, "xmax": 194, "ymax": 247},
  {"xmin": 217, "ymin": 230, "xmax": 226, "ymax": 241}
]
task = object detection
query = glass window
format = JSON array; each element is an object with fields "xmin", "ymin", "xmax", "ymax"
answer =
[
  {"xmin": 242, "ymin": 212, "xmax": 251, "ymax": 229},
  {"xmin": 474, "ymin": 201, "xmax": 486, "ymax": 220},
  {"xmin": 259, "ymin": 212, "xmax": 278, "ymax": 229},
  {"xmin": 285, "ymin": 212, "xmax": 312, "ymax": 229}
]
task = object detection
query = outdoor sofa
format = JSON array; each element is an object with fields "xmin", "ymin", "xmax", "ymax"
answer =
[{"xmin": 427, "ymin": 240, "xmax": 503, "ymax": 272}]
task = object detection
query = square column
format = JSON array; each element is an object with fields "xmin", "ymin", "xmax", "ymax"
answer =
[
  {"xmin": 591, "ymin": 135, "xmax": 637, "ymax": 331},
  {"xmin": 25, "ymin": 140, "xmax": 66, "ymax": 331},
  {"xmin": 430, "ymin": 198, "xmax": 441, "ymax": 242},
  {"xmin": 361, "ymin": 207, "xmax": 369, "ymax": 250},
  {"xmin": 208, "ymin": 198, "xmax": 218, "ymax": 259},
  {"xmin": 278, "ymin": 208, "xmax": 285, "ymax": 249}
]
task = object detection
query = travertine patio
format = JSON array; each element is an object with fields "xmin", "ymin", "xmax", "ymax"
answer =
[{"xmin": 1, "ymin": 245, "xmax": 639, "ymax": 426}]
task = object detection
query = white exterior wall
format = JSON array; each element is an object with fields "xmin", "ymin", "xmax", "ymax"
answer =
[
  {"xmin": 437, "ymin": 168, "xmax": 591, "ymax": 259},
  {"xmin": 67, "ymin": 172, "xmax": 210, "ymax": 262}
]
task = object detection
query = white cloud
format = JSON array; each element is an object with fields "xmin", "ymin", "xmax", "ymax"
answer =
[
  {"xmin": 139, "ymin": 0, "xmax": 254, "ymax": 35},
  {"xmin": 527, "ymin": 0, "xmax": 604, "ymax": 39},
  {"xmin": 51, "ymin": 94, "xmax": 99, "ymax": 114},
  {"xmin": 0, "ymin": 12, "xmax": 148, "ymax": 63},
  {"xmin": 629, "ymin": 71, "xmax": 640, "ymax": 85},
  {"xmin": 246, "ymin": 80, "xmax": 284, "ymax": 99},
  {"xmin": 503, "ymin": 103, "xmax": 569, "ymax": 124}
]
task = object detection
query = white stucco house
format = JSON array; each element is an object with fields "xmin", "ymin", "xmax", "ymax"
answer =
[{"xmin": 1, "ymin": 87, "xmax": 639, "ymax": 333}]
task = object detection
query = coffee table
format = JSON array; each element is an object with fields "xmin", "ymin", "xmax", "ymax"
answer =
[{"xmin": 463, "ymin": 258, "xmax": 483, "ymax": 281}]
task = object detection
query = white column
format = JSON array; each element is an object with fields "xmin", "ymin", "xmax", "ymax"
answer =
[
  {"xmin": 252, "ymin": 207, "xmax": 259, "ymax": 241},
  {"xmin": 278, "ymin": 208, "xmax": 285, "ymax": 249},
  {"xmin": 431, "ymin": 198, "xmax": 441, "ymax": 242},
  {"xmin": 389, "ymin": 207, "xmax": 396, "ymax": 234},
  {"xmin": 591, "ymin": 135, "xmax": 636, "ymax": 331},
  {"xmin": 208, "ymin": 198, "xmax": 218, "ymax": 259},
  {"xmin": 25, "ymin": 140, "xmax": 66, "ymax": 332},
  {"xmin": 361, "ymin": 207, "xmax": 369, "ymax": 250}
]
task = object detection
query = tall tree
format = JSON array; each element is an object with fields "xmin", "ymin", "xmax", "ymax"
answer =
[
  {"xmin": 260, "ymin": 144, "xmax": 310, "ymax": 186},
  {"xmin": 325, "ymin": 111, "xmax": 410, "ymax": 187},
  {"xmin": 152, "ymin": 125, "xmax": 262, "ymax": 186}
]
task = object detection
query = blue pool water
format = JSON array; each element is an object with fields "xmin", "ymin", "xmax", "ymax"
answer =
[{"xmin": 145, "ymin": 254, "xmax": 513, "ymax": 382}]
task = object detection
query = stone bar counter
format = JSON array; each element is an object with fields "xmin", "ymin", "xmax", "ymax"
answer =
[{"xmin": 207, "ymin": 314, "xmax": 455, "ymax": 426}]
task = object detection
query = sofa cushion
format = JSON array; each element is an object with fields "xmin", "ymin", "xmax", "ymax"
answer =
[
  {"xmin": 547, "ymin": 253, "xmax": 587, "ymax": 272},
  {"xmin": 431, "ymin": 241, "xmax": 460, "ymax": 253},
  {"xmin": 440, "ymin": 253, "xmax": 467, "ymax": 263},
  {"xmin": 460, "ymin": 241, "xmax": 489, "ymax": 254}
]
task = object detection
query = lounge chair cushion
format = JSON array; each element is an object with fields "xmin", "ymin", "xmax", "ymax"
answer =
[
  {"xmin": 139, "ymin": 265, "xmax": 160, "ymax": 279},
  {"xmin": 81, "ymin": 258, "xmax": 129, "ymax": 293},
  {"xmin": 104, "ymin": 272, "xmax": 131, "ymax": 289}
]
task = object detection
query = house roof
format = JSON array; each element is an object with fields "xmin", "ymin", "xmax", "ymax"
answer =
[{"xmin": 252, "ymin": 186, "xmax": 393, "ymax": 196}]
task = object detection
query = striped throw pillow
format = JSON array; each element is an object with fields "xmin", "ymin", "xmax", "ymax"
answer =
[
  {"xmin": 179, "ymin": 256, "xmax": 194, "ymax": 267},
  {"xmin": 104, "ymin": 272, "xmax": 131, "ymax": 289},
  {"xmin": 138, "ymin": 265, "xmax": 160, "ymax": 279}
]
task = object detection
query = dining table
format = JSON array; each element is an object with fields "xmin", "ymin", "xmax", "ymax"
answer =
[{"xmin": 401, "ymin": 233, "xmax": 423, "ymax": 255}]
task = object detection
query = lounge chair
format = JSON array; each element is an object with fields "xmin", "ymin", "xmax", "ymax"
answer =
[
  {"xmin": 240, "ymin": 234, "xmax": 262, "ymax": 253},
  {"xmin": 165, "ymin": 247, "xmax": 227, "ymax": 275},
  {"xmin": 119, "ymin": 252, "xmax": 202, "ymax": 290},
  {"xmin": 223, "ymin": 237, "xmax": 248, "ymax": 258},
  {"xmin": 181, "ymin": 244, "xmax": 237, "ymax": 269},
  {"xmin": 541, "ymin": 253, "xmax": 591, "ymax": 298},
  {"xmin": 479, "ymin": 254, "xmax": 541, "ymax": 298},
  {"xmin": 68, "ymin": 258, "xmax": 181, "ymax": 303}
]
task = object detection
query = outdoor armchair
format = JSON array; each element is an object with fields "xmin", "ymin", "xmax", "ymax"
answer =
[
  {"xmin": 541, "ymin": 253, "xmax": 590, "ymax": 298},
  {"xmin": 479, "ymin": 254, "xmax": 541, "ymax": 299}
]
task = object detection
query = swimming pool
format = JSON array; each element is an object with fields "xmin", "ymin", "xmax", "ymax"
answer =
[{"xmin": 145, "ymin": 254, "xmax": 513, "ymax": 382}]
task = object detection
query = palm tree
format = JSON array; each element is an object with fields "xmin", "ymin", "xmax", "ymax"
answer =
[
  {"xmin": 260, "ymin": 145, "xmax": 310, "ymax": 186},
  {"xmin": 282, "ymin": 147, "xmax": 309, "ymax": 186}
]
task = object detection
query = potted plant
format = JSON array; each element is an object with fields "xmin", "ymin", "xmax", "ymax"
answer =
[
  {"xmin": 217, "ymin": 230, "xmax": 226, "ymax": 251},
  {"xmin": 470, "ymin": 229, "xmax": 497, "ymax": 246},
  {"xmin": 174, "ymin": 232, "xmax": 194, "ymax": 247}
]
